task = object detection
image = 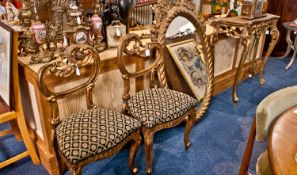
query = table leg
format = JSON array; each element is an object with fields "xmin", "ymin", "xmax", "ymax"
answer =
[
  {"xmin": 232, "ymin": 36, "xmax": 251, "ymax": 103},
  {"xmin": 278, "ymin": 29, "xmax": 292, "ymax": 60},
  {"xmin": 259, "ymin": 21, "xmax": 280, "ymax": 85},
  {"xmin": 285, "ymin": 35, "xmax": 297, "ymax": 69},
  {"xmin": 251, "ymin": 36, "xmax": 261, "ymax": 76}
]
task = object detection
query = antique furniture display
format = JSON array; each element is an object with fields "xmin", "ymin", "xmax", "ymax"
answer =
[
  {"xmin": 18, "ymin": 40, "xmax": 147, "ymax": 174},
  {"xmin": 155, "ymin": 0, "xmax": 213, "ymax": 120},
  {"xmin": 37, "ymin": 44, "xmax": 142, "ymax": 175},
  {"xmin": 268, "ymin": 105, "xmax": 297, "ymax": 175},
  {"xmin": 118, "ymin": 33, "xmax": 197, "ymax": 175},
  {"xmin": 211, "ymin": 14, "xmax": 280, "ymax": 102},
  {"xmin": 0, "ymin": 22, "xmax": 40, "ymax": 168},
  {"xmin": 277, "ymin": 22, "xmax": 297, "ymax": 69},
  {"xmin": 239, "ymin": 86, "xmax": 297, "ymax": 175}
]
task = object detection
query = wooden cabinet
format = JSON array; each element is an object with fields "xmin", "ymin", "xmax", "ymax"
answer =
[{"xmin": 267, "ymin": 0, "xmax": 297, "ymax": 56}]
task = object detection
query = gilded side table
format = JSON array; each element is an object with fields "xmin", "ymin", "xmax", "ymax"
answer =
[
  {"xmin": 211, "ymin": 14, "xmax": 280, "ymax": 103},
  {"xmin": 278, "ymin": 22, "xmax": 297, "ymax": 69}
]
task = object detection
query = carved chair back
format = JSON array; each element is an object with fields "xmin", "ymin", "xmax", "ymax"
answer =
[
  {"xmin": 117, "ymin": 33, "xmax": 165, "ymax": 112},
  {"xmin": 37, "ymin": 45, "xmax": 100, "ymax": 127}
]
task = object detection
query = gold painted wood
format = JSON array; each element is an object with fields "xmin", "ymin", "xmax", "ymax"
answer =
[
  {"xmin": 156, "ymin": 3, "xmax": 214, "ymax": 121},
  {"xmin": 37, "ymin": 44, "xmax": 142, "ymax": 175},
  {"xmin": 118, "ymin": 33, "xmax": 197, "ymax": 175},
  {"xmin": 0, "ymin": 28, "xmax": 40, "ymax": 169},
  {"xmin": 18, "ymin": 48, "xmax": 147, "ymax": 175},
  {"xmin": 211, "ymin": 14, "xmax": 280, "ymax": 102}
]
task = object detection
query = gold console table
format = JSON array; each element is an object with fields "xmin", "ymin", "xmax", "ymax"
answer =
[{"xmin": 211, "ymin": 13, "xmax": 280, "ymax": 103}]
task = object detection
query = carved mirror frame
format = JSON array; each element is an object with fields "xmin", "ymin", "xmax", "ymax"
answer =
[{"xmin": 154, "ymin": 0, "xmax": 214, "ymax": 121}]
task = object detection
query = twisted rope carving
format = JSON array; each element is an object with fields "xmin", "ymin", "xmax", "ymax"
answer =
[{"xmin": 157, "ymin": 7, "xmax": 214, "ymax": 120}]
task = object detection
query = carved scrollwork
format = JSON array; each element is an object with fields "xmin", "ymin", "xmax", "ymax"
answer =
[
  {"xmin": 48, "ymin": 45, "xmax": 96, "ymax": 78},
  {"xmin": 250, "ymin": 21, "xmax": 272, "ymax": 36},
  {"xmin": 217, "ymin": 25, "xmax": 245, "ymax": 38}
]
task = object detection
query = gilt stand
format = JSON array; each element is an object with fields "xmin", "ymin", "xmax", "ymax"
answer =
[
  {"xmin": 212, "ymin": 14, "xmax": 280, "ymax": 103},
  {"xmin": 278, "ymin": 22, "xmax": 297, "ymax": 70}
]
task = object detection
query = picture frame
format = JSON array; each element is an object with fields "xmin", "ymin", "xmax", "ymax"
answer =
[
  {"xmin": 166, "ymin": 39, "xmax": 207, "ymax": 100},
  {"xmin": 0, "ymin": 21, "xmax": 13, "ymax": 110}
]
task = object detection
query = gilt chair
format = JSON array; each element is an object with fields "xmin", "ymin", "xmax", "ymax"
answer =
[
  {"xmin": 0, "ymin": 25, "xmax": 39, "ymax": 168},
  {"xmin": 37, "ymin": 45, "xmax": 142, "ymax": 175},
  {"xmin": 239, "ymin": 86, "xmax": 297, "ymax": 175},
  {"xmin": 117, "ymin": 33, "xmax": 197, "ymax": 174}
]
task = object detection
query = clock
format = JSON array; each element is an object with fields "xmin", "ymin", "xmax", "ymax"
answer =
[{"xmin": 74, "ymin": 30, "xmax": 88, "ymax": 44}]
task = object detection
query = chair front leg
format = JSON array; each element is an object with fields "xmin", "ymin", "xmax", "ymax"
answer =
[
  {"xmin": 128, "ymin": 130, "xmax": 142, "ymax": 175},
  {"xmin": 184, "ymin": 110, "xmax": 195, "ymax": 150},
  {"xmin": 142, "ymin": 128, "xmax": 155, "ymax": 175},
  {"xmin": 70, "ymin": 166, "xmax": 82, "ymax": 175}
]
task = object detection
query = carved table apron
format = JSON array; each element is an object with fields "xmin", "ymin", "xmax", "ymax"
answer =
[{"xmin": 212, "ymin": 14, "xmax": 280, "ymax": 103}]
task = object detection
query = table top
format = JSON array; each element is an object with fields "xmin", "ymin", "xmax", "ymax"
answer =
[
  {"xmin": 268, "ymin": 105, "xmax": 297, "ymax": 175},
  {"xmin": 283, "ymin": 22, "xmax": 297, "ymax": 31},
  {"xmin": 212, "ymin": 13, "xmax": 279, "ymax": 26}
]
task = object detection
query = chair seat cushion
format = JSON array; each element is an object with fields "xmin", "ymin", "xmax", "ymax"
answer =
[
  {"xmin": 56, "ymin": 108, "xmax": 141, "ymax": 164},
  {"xmin": 128, "ymin": 88, "xmax": 197, "ymax": 128}
]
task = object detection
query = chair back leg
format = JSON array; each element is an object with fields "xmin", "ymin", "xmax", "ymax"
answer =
[
  {"xmin": 239, "ymin": 118, "xmax": 256, "ymax": 175},
  {"xmin": 16, "ymin": 113, "xmax": 40, "ymax": 165}
]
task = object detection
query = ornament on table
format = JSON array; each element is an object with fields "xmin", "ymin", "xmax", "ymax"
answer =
[
  {"xmin": 118, "ymin": 0, "xmax": 136, "ymax": 31},
  {"xmin": 30, "ymin": 6, "xmax": 54, "ymax": 64},
  {"xmin": 5, "ymin": 0, "xmax": 20, "ymax": 24},
  {"xmin": 241, "ymin": 0, "xmax": 266, "ymax": 19},
  {"xmin": 211, "ymin": 0, "xmax": 228, "ymax": 15},
  {"xmin": 90, "ymin": 0, "xmax": 106, "ymax": 52},
  {"xmin": 106, "ymin": 20, "xmax": 126, "ymax": 48}
]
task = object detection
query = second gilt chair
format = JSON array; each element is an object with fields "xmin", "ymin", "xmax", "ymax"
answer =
[
  {"xmin": 37, "ymin": 45, "xmax": 142, "ymax": 175},
  {"xmin": 117, "ymin": 33, "xmax": 197, "ymax": 174}
]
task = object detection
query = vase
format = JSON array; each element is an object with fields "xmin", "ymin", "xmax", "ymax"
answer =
[{"xmin": 118, "ymin": 0, "xmax": 136, "ymax": 28}]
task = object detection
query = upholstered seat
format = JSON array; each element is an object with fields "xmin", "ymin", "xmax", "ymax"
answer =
[
  {"xmin": 128, "ymin": 88, "xmax": 197, "ymax": 128},
  {"xmin": 56, "ymin": 108, "xmax": 141, "ymax": 164}
]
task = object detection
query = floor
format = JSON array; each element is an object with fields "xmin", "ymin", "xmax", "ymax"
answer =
[{"xmin": 0, "ymin": 57, "xmax": 296, "ymax": 175}]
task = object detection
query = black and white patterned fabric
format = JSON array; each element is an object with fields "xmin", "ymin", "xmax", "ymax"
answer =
[
  {"xmin": 56, "ymin": 108, "xmax": 141, "ymax": 164},
  {"xmin": 128, "ymin": 88, "xmax": 197, "ymax": 128}
]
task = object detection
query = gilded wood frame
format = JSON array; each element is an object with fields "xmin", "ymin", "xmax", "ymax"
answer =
[{"xmin": 155, "ymin": 2, "xmax": 214, "ymax": 121}]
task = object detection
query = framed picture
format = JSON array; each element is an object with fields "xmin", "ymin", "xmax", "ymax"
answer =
[
  {"xmin": 0, "ymin": 21, "xmax": 13, "ymax": 110},
  {"xmin": 166, "ymin": 39, "xmax": 207, "ymax": 100}
]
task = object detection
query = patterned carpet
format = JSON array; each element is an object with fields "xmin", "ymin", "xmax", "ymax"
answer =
[{"xmin": 1, "ymin": 57, "xmax": 297, "ymax": 175}]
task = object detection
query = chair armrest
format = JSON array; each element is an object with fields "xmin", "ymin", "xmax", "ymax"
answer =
[{"xmin": 256, "ymin": 86, "xmax": 297, "ymax": 141}]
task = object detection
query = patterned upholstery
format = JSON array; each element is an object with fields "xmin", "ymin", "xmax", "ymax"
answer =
[
  {"xmin": 128, "ymin": 88, "xmax": 197, "ymax": 128},
  {"xmin": 56, "ymin": 108, "xmax": 141, "ymax": 164}
]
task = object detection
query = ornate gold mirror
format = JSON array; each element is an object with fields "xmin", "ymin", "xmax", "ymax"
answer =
[{"xmin": 154, "ymin": 0, "xmax": 214, "ymax": 120}]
